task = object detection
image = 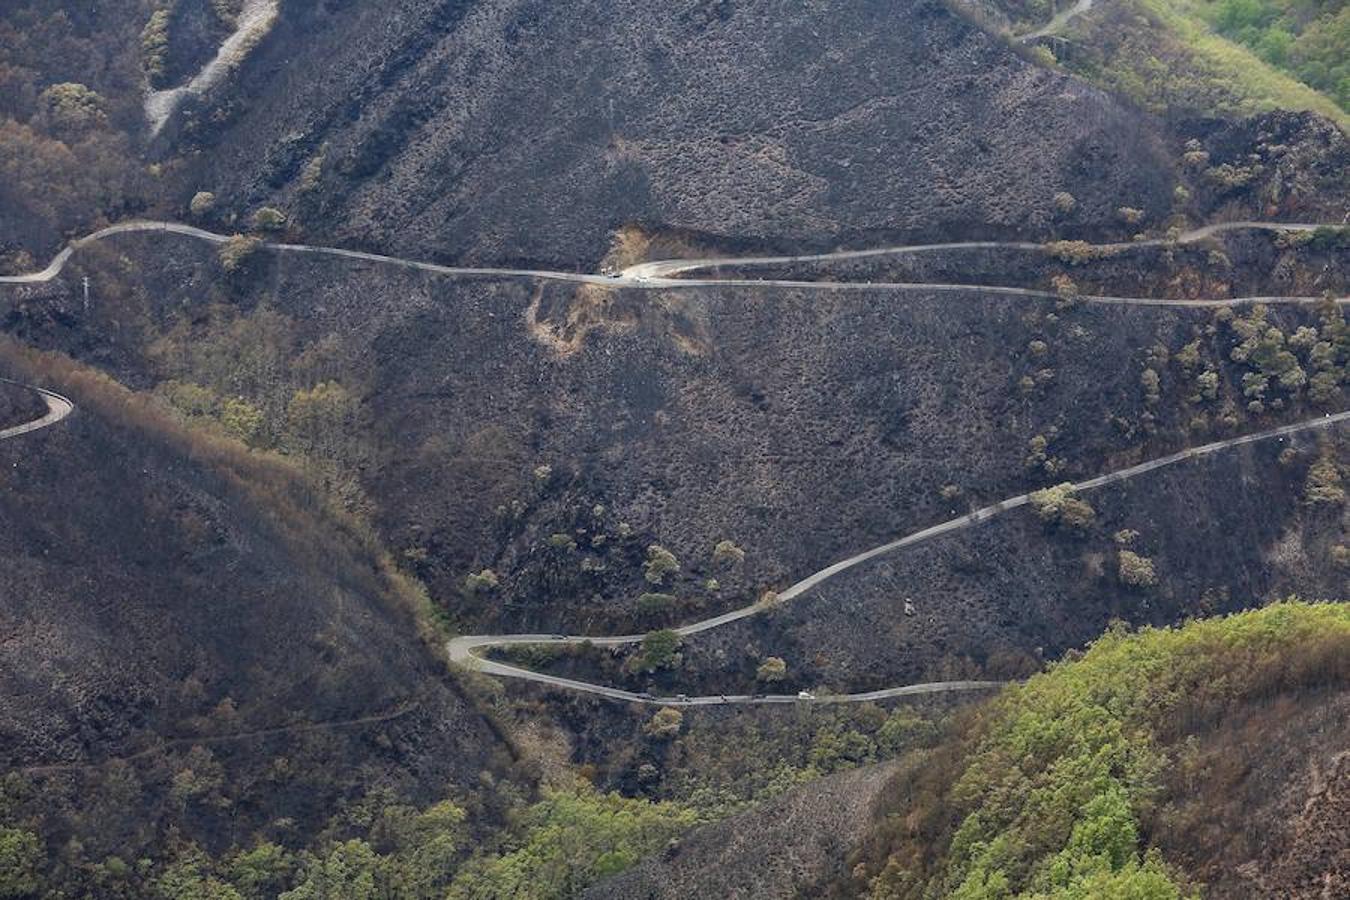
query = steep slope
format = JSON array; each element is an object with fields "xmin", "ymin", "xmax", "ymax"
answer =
[
  {"xmin": 0, "ymin": 343, "xmax": 512, "ymax": 869},
  {"xmin": 3, "ymin": 227, "xmax": 1346, "ymax": 698},
  {"xmin": 177, "ymin": 0, "xmax": 1177, "ymax": 266},
  {"xmin": 847, "ymin": 601, "xmax": 1350, "ymax": 899},
  {"xmin": 584, "ymin": 761, "xmax": 902, "ymax": 900},
  {"xmin": 585, "ymin": 603, "xmax": 1350, "ymax": 899}
]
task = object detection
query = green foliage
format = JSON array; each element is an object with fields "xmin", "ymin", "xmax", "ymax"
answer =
[
  {"xmin": 251, "ymin": 207, "xmax": 288, "ymax": 233},
  {"xmin": 279, "ymin": 840, "xmax": 384, "ymax": 900},
  {"xmin": 224, "ymin": 843, "xmax": 295, "ymax": 900},
  {"xmin": 220, "ymin": 397, "xmax": 265, "ymax": 446},
  {"xmin": 0, "ymin": 827, "xmax": 42, "ymax": 899},
  {"xmin": 625, "ymin": 629, "xmax": 682, "ymax": 674},
  {"xmin": 1118, "ymin": 550, "xmax": 1158, "ymax": 588},
  {"xmin": 1303, "ymin": 453, "xmax": 1345, "ymax": 506},
  {"xmin": 445, "ymin": 786, "xmax": 695, "ymax": 899},
  {"xmin": 464, "ymin": 569, "xmax": 499, "ymax": 594},
  {"xmin": 642, "ymin": 544, "xmax": 680, "ymax": 584},
  {"xmin": 36, "ymin": 82, "xmax": 106, "ymax": 135},
  {"xmin": 547, "ymin": 532, "xmax": 577, "ymax": 551},
  {"xmin": 141, "ymin": 11, "xmax": 171, "ymax": 85},
  {"xmin": 636, "ymin": 592, "xmax": 676, "ymax": 615},
  {"xmin": 155, "ymin": 847, "xmax": 243, "ymax": 900},
  {"xmin": 643, "ymin": 706, "xmax": 684, "ymax": 739},
  {"xmin": 870, "ymin": 602, "xmax": 1350, "ymax": 900},
  {"xmin": 1029, "ymin": 484, "xmax": 1096, "ymax": 530},
  {"xmin": 1201, "ymin": 0, "xmax": 1350, "ymax": 109},
  {"xmin": 756, "ymin": 656, "xmax": 787, "ymax": 682},
  {"xmin": 218, "ymin": 235, "xmax": 262, "ymax": 272},
  {"xmin": 712, "ymin": 539, "xmax": 746, "ymax": 565},
  {"xmin": 190, "ymin": 191, "xmax": 217, "ymax": 217}
]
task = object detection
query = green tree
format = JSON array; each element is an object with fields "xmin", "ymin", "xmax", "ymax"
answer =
[
  {"xmin": 643, "ymin": 706, "xmax": 684, "ymax": 739},
  {"xmin": 712, "ymin": 539, "xmax": 746, "ymax": 565},
  {"xmin": 286, "ymin": 381, "xmax": 357, "ymax": 460},
  {"xmin": 1117, "ymin": 551, "xmax": 1157, "ymax": 588},
  {"xmin": 220, "ymin": 397, "xmax": 265, "ymax": 446},
  {"xmin": 280, "ymin": 840, "xmax": 387, "ymax": 900},
  {"xmin": 445, "ymin": 786, "xmax": 694, "ymax": 900},
  {"xmin": 0, "ymin": 828, "xmax": 42, "ymax": 899},
  {"xmin": 218, "ymin": 235, "xmax": 262, "ymax": 272},
  {"xmin": 756, "ymin": 656, "xmax": 787, "ymax": 682},
  {"xmin": 190, "ymin": 191, "xmax": 217, "ymax": 218},
  {"xmin": 251, "ymin": 207, "xmax": 288, "ymax": 233},
  {"xmin": 626, "ymin": 629, "xmax": 682, "ymax": 674},
  {"xmin": 643, "ymin": 544, "xmax": 680, "ymax": 584},
  {"xmin": 226, "ymin": 843, "xmax": 295, "ymax": 900}
]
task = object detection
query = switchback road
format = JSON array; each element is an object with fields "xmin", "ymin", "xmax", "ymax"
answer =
[
  {"xmin": 3, "ymin": 219, "xmax": 1347, "ymax": 707},
  {"xmin": 450, "ymin": 410, "xmax": 1350, "ymax": 707}
]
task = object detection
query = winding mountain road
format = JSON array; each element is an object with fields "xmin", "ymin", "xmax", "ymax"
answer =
[
  {"xmin": 0, "ymin": 378, "xmax": 73, "ymax": 440},
  {"xmin": 1, "ymin": 220, "xmax": 1345, "ymax": 309},
  {"xmin": 3, "ymin": 218, "xmax": 1347, "ymax": 707},
  {"xmin": 1018, "ymin": 0, "xmax": 1095, "ymax": 43},
  {"xmin": 451, "ymin": 409, "xmax": 1350, "ymax": 707}
]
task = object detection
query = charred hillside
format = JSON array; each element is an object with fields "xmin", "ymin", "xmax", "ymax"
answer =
[
  {"xmin": 176, "ymin": 0, "xmax": 1177, "ymax": 267},
  {"xmin": 0, "ymin": 344, "xmax": 514, "ymax": 862}
]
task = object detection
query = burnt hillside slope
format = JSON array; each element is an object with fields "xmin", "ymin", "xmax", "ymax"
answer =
[
  {"xmin": 179, "ymin": 0, "xmax": 1177, "ymax": 266},
  {"xmin": 0, "ymin": 345, "xmax": 512, "ymax": 859}
]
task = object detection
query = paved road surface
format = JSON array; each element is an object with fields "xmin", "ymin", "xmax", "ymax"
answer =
[
  {"xmin": 450, "ymin": 410, "xmax": 1349, "ymax": 706},
  {"xmin": 1019, "ymin": 0, "xmax": 1095, "ymax": 42},
  {"xmin": 145, "ymin": 0, "xmax": 279, "ymax": 134},
  {"xmin": 0, "ymin": 378, "xmax": 73, "ymax": 440},
  {"xmin": 4, "ymin": 219, "xmax": 1346, "ymax": 706},
  {"xmin": 2, "ymin": 220, "xmax": 1344, "ymax": 308}
]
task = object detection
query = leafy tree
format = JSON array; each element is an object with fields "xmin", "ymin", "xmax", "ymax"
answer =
[
  {"xmin": 141, "ymin": 11, "xmax": 171, "ymax": 84},
  {"xmin": 712, "ymin": 539, "xmax": 745, "ymax": 565},
  {"xmin": 642, "ymin": 544, "xmax": 680, "ymax": 584},
  {"xmin": 0, "ymin": 828, "xmax": 42, "ymax": 899},
  {"xmin": 36, "ymin": 82, "xmax": 106, "ymax": 135},
  {"xmin": 464, "ymin": 569, "xmax": 499, "ymax": 594},
  {"xmin": 626, "ymin": 629, "xmax": 682, "ymax": 674},
  {"xmin": 286, "ymin": 381, "xmax": 357, "ymax": 459},
  {"xmin": 218, "ymin": 235, "xmax": 262, "ymax": 272},
  {"xmin": 1029, "ymin": 484, "xmax": 1096, "ymax": 530},
  {"xmin": 279, "ymin": 840, "xmax": 387, "ymax": 900},
  {"xmin": 190, "ymin": 191, "xmax": 217, "ymax": 218},
  {"xmin": 221, "ymin": 397, "xmax": 265, "ymax": 446},
  {"xmin": 1303, "ymin": 454, "xmax": 1345, "ymax": 506},
  {"xmin": 643, "ymin": 707, "xmax": 684, "ymax": 739},
  {"xmin": 251, "ymin": 207, "xmax": 288, "ymax": 233},
  {"xmin": 155, "ymin": 847, "xmax": 242, "ymax": 900},
  {"xmin": 226, "ymin": 843, "xmax": 294, "ymax": 900},
  {"xmin": 1118, "ymin": 551, "xmax": 1157, "ymax": 588},
  {"xmin": 756, "ymin": 656, "xmax": 787, "ymax": 682},
  {"xmin": 445, "ymin": 786, "xmax": 694, "ymax": 900}
]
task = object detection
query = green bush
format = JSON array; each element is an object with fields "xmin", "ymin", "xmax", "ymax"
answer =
[
  {"xmin": 251, "ymin": 207, "xmax": 288, "ymax": 233},
  {"xmin": 643, "ymin": 544, "xmax": 680, "ymax": 584},
  {"xmin": 756, "ymin": 656, "xmax": 787, "ymax": 682}
]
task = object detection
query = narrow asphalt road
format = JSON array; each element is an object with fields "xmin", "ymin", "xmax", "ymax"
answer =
[
  {"xmin": 450, "ymin": 409, "xmax": 1350, "ymax": 706},
  {"xmin": 3, "ymin": 220, "xmax": 1346, "ymax": 707},
  {"xmin": 144, "ymin": 0, "xmax": 279, "ymax": 135},
  {"xmin": 0, "ymin": 378, "xmax": 74, "ymax": 440},
  {"xmin": 2, "ymin": 220, "xmax": 1344, "ymax": 308},
  {"xmin": 1019, "ymin": 0, "xmax": 1095, "ymax": 42}
]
